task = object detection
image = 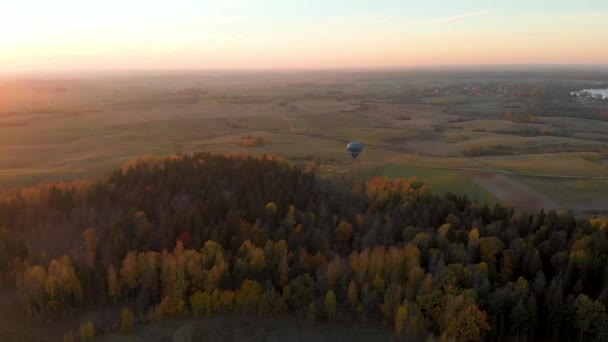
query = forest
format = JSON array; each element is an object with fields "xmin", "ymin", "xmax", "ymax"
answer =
[{"xmin": 1, "ymin": 152, "xmax": 607, "ymax": 341}]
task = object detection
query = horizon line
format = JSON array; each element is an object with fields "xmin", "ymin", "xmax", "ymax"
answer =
[{"xmin": 3, "ymin": 63, "xmax": 608, "ymax": 77}]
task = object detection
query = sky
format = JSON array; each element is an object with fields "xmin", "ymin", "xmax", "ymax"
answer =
[{"xmin": 1, "ymin": 0, "xmax": 608, "ymax": 72}]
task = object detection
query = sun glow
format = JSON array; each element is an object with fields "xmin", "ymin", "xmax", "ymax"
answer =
[{"xmin": 1, "ymin": 1, "xmax": 608, "ymax": 72}]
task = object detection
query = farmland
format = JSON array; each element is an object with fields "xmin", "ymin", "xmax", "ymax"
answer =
[{"xmin": 1, "ymin": 69, "xmax": 607, "ymax": 214}]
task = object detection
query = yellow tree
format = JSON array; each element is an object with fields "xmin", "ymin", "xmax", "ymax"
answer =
[
  {"xmin": 23, "ymin": 265, "xmax": 47, "ymax": 314},
  {"xmin": 120, "ymin": 308, "xmax": 134, "ymax": 333},
  {"xmin": 137, "ymin": 251, "xmax": 160, "ymax": 299},
  {"xmin": 327, "ymin": 256, "xmax": 343, "ymax": 290},
  {"xmin": 79, "ymin": 321, "xmax": 95, "ymax": 341},
  {"xmin": 347, "ymin": 280, "xmax": 358, "ymax": 309},
  {"xmin": 442, "ymin": 295, "xmax": 490, "ymax": 341},
  {"xmin": 219, "ymin": 290, "xmax": 235, "ymax": 312},
  {"xmin": 63, "ymin": 331, "xmax": 75, "ymax": 342},
  {"xmin": 394, "ymin": 305, "xmax": 408, "ymax": 337},
  {"xmin": 190, "ymin": 291, "xmax": 212, "ymax": 316},
  {"xmin": 182, "ymin": 249, "xmax": 204, "ymax": 292},
  {"xmin": 160, "ymin": 243, "xmax": 189, "ymax": 301},
  {"xmin": 381, "ymin": 283, "xmax": 402, "ymax": 323},
  {"xmin": 201, "ymin": 241, "xmax": 227, "ymax": 292},
  {"xmin": 120, "ymin": 251, "xmax": 138, "ymax": 300},
  {"xmin": 479, "ymin": 236, "xmax": 504, "ymax": 274},
  {"xmin": 324, "ymin": 290, "xmax": 337, "ymax": 320},
  {"xmin": 45, "ymin": 256, "xmax": 82, "ymax": 310},
  {"xmin": 235, "ymin": 279, "xmax": 262, "ymax": 314}
]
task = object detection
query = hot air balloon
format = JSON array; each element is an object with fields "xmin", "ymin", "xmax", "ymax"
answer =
[{"xmin": 347, "ymin": 142, "xmax": 363, "ymax": 159}]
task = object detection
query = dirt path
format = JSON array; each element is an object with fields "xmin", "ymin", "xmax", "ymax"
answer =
[{"xmin": 462, "ymin": 170, "xmax": 562, "ymax": 212}]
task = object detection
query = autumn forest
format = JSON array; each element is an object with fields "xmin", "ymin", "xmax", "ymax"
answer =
[{"xmin": 1, "ymin": 153, "xmax": 608, "ymax": 341}]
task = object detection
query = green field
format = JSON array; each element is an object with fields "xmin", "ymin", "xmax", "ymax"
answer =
[{"xmin": 380, "ymin": 164, "xmax": 498, "ymax": 204}]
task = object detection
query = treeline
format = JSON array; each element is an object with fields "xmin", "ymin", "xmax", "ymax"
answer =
[{"xmin": 1, "ymin": 153, "xmax": 608, "ymax": 341}]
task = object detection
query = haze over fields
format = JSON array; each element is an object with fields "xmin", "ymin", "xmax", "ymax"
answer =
[{"xmin": 1, "ymin": 70, "xmax": 607, "ymax": 214}]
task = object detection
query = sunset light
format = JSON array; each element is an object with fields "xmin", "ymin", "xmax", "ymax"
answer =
[{"xmin": 2, "ymin": 0, "xmax": 608, "ymax": 72}]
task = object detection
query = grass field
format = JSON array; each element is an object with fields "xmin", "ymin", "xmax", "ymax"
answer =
[
  {"xmin": 1, "ymin": 72, "xmax": 607, "ymax": 213},
  {"xmin": 381, "ymin": 164, "xmax": 498, "ymax": 204}
]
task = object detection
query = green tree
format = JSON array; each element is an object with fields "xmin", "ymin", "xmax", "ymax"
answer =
[
  {"xmin": 335, "ymin": 219, "xmax": 354, "ymax": 247},
  {"xmin": 574, "ymin": 294, "xmax": 605, "ymax": 342},
  {"xmin": 258, "ymin": 289, "xmax": 287, "ymax": 318}
]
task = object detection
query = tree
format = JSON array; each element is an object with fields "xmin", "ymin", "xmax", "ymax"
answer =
[
  {"xmin": 120, "ymin": 251, "xmax": 138, "ymax": 300},
  {"xmin": 394, "ymin": 305, "xmax": 408, "ymax": 337},
  {"xmin": 443, "ymin": 303, "xmax": 490, "ymax": 341},
  {"xmin": 218, "ymin": 290, "xmax": 235, "ymax": 312},
  {"xmin": 324, "ymin": 290, "xmax": 337, "ymax": 320},
  {"xmin": 382, "ymin": 282, "xmax": 402, "ymax": 323},
  {"xmin": 107, "ymin": 264, "xmax": 120, "ymax": 303},
  {"xmin": 137, "ymin": 251, "xmax": 160, "ymax": 299},
  {"xmin": 258, "ymin": 289, "xmax": 287, "ymax": 318},
  {"xmin": 22, "ymin": 265, "xmax": 47, "ymax": 314},
  {"xmin": 347, "ymin": 280, "xmax": 358, "ymax": 309},
  {"xmin": 235, "ymin": 279, "xmax": 262, "ymax": 314},
  {"xmin": 63, "ymin": 331, "xmax": 75, "ymax": 342},
  {"xmin": 574, "ymin": 294, "xmax": 605, "ymax": 342},
  {"xmin": 335, "ymin": 219, "xmax": 354, "ymax": 247},
  {"xmin": 120, "ymin": 307, "xmax": 134, "ymax": 333},
  {"xmin": 82, "ymin": 227, "xmax": 98, "ymax": 268},
  {"xmin": 326, "ymin": 256, "xmax": 343, "ymax": 290},
  {"xmin": 79, "ymin": 321, "xmax": 95, "ymax": 341},
  {"xmin": 284, "ymin": 274, "xmax": 314, "ymax": 311},
  {"xmin": 510, "ymin": 299, "xmax": 529, "ymax": 340},
  {"xmin": 306, "ymin": 302, "xmax": 317, "ymax": 321},
  {"xmin": 479, "ymin": 237, "xmax": 504, "ymax": 266},
  {"xmin": 265, "ymin": 202, "xmax": 277, "ymax": 214},
  {"xmin": 190, "ymin": 291, "xmax": 212, "ymax": 316},
  {"xmin": 45, "ymin": 256, "xmax": 82, "ymax": 310}
]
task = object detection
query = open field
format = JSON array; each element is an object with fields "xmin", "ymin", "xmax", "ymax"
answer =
[{"xmin": 1, "ymin": 70, "xmax": 607, "ymax": 213}]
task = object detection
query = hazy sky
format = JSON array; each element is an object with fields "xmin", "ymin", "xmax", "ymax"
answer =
[{"xmin": 1, "ymin": 0, "xmax": 608, "ymax": 72}]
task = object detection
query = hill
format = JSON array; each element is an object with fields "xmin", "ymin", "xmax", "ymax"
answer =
[{"xmin": 1, "ymin": 153, "xmax": 607, "ymax": 341}]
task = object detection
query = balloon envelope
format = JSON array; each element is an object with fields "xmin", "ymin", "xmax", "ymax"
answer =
[{"xmin": 346, "ymin": 142, "xmax": 363, "ymax": 159}]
